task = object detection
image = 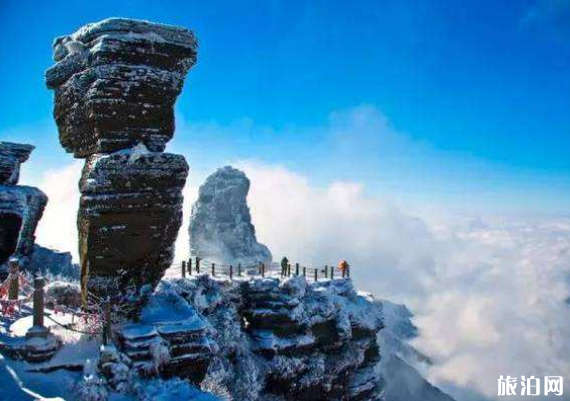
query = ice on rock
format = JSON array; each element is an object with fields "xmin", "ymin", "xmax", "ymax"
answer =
[
  {"xmin": 151, "ymin": 274, "xmax": 386, "ymax": 400},
  {"xmin": 189, "ymin": 166, "xmax": 273, "ymax": 268}
]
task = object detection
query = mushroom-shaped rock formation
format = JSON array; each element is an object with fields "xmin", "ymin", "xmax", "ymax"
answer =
[
  {"xmin": 45, "ymin": 18, "xmax": 197, "ymax": 309},
  {"xmin": 45, "ymin": 18, "xmax": 198, "ymax": 158},
  {"xmin": 189, "ymin": 166, "xmax": 272, "ymax": 268},
  {"xmin": 0, "ymin": 142, "xmax": 48, "ymax": 279}
]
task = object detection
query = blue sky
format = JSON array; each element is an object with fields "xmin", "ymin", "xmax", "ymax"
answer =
[{"xmin": 1, "ymin": 0, "xmax": 569, "ymax": 215}]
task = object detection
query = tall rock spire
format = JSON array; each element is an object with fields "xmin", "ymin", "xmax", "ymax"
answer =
[
  {"xmin": 189, "ymin": 166, "xmax": 273, "ymax": 268},
  {"xmin": 45, "ymin": 18, "xmax": 197, "ymax": 310}
]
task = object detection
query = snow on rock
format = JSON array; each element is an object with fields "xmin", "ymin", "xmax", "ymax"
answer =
[
  {"xmin": 45, "ymin": 17, "xmax": 197, "ymax": 157},
  {"xmin": 377, "ymin": 300, "xmax": 456, "ymax": 401},
  {"xmin": 189, "ymin": 166, "xmax": 273, "ymax": 268},
  {"xmin": 45, "ymin": 281, "xmax": 82, "ymax": 310},
  {"xmin": 151, "ymin": 275, "xmax": 385, "ymax": 400},
  {"xmin": 27, "ymin": 244, "xmax": 79, "ymax": 281},
  {"xmin": 77, "ymin": 149, "xmax": 188, "ymax": 306},
  {"xmin": 45, "ymin": 18, "xmax": 197, "ymax": 311},
  {"xmin": 116, "ymin": 281, "xmax": 214, "ymax": 383},
  {"xmin": 0, "ymin": 142, "xmax": 48, "ymax": 279}
]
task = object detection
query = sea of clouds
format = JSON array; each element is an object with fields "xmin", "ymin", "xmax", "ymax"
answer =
[
  {"xmin": 30, "ymin": 159, "xmax": 570, "ymax": 401},
  {"xmin": 23, "ymin": 104, "xmax": 570, "ymax": 401}
]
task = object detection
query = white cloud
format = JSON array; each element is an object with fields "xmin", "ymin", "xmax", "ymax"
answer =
[
  {"xmin": 26, "ymin": 158, "xmax": 570, "ymax": 401},
  {"xmin": 238, "ymin": 161, "xmax": 570, "ymax": 401},
  {"xmin": 19, "ymin": 106, "xmax": 570, "ymax": 401},
  {"xmin": 31, "ymin": 161, "xmax": 82, "ymax": 260}
]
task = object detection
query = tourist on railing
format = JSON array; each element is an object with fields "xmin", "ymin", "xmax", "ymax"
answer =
[
  {"xmin": 338, "ymin": 260, "xmax": 350, "ymax": 278},
  {"xmin": 281, "ymin": 257, "xmax": 289, "ymax": 277}
]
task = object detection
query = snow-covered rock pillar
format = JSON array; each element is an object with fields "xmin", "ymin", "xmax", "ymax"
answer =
[
  {"xmin": 45, "ymin": 18, "xmax": 198, "ymax": 311},
  {"xmin": 189, "ymin": 166, "xmax": 273, "ymax": 268}
]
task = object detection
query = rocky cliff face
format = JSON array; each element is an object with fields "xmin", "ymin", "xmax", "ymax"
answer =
[
  {"xmin": 0, "ymin": 142, "xmax": 47, "ymax": 278},
  {"xmin": 111, "ymin": 275, "xmax": 383, "ymax": 401},
  {"xmin": 378, "ymin": 300, "xmax": 456, "ymax": 401},
  {"xmin": 28, "ymin": 244, "xmax": 78, "ymax": 281},
  {"xmin": 45, "ymin": 18, "xmax": 197, "ymax": 308},
  {"xmin": 189, "ymin": 166, "xmax": 272, "ymax": 268}
]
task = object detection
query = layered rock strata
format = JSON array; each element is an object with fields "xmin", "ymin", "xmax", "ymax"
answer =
[
  {"xmin": 115, "ymin": 282, "xmax": 214, "ymax": 384},
  {"xmin": 157, "ymin": 275, "xmax": 385, "ymax": 401},
  {"xmin": 45, "ymin": 18, "xmax": 197, "ymax": 306},
  {"xmin": 189, "ymin": 166, "xmax": 272, "ymax": 268},
  {"xmin": 0, "ymin": 142, "xmax": 47, "ymax": 278},
  {"xmin": 45, "ymin": 18, "xmax": 198, "ymax": 158}
]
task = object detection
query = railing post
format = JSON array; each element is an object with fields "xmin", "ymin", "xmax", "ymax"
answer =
[
  {"xmin": 314, "ymin": 269, "xmax": 318, "ymax": 282},
  {"xmin": 102, "ymin": 299, "xmax": 112, "ymax": 346},
  {"xmin": 181, "ymin": 261, "xmax": 186, "ymax": 278},
  {"xmin": 261, "ymin": 263, "xmax": 265, "ymax": 278},
  {"xmin": 212, "ymin": 263, "xmax": 215, "ymax": 277},
  {"xmin": 330, "ymin": 265, "xmax": 334, "ymax": 280},
  {"xmin": 196, "ymin": 257, "xmax": 201, "ymax": 274},
  {"xmin": 287, "ymin": 264, "xmax": 291, "ymax": 277},
  {"xmin": 230, "ymin": 265, "xmax": 233, "ymax": 280},
  {"xmin": 295, "ymin": 263, "xmax": 299, "ymax": 276},
  {"xmin": 188, "ymin": 258, "xmax": 192, "ymax": 276},
  {"xmin": 324, "ymin": 265, "xmax": 328, "ymax": 279},
  {"xmin": 238, "ymin": 263, "xmax": 242, "ymax": 276},
  {"xmin": 347, "ymin": 265, "xmax": 350, "ymax": 278},
  {"xmin": 303, "ymin": 266, "xmax": 306, "ymax": 277},
  {"xmin": 33, "ymin": 277, "xmax": 45, "ymax": 328}
]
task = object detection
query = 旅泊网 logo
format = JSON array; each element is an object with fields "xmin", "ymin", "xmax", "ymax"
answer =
[{"xmin": 498, "ymin": 376, "xmax": 563, "ymax": 396}]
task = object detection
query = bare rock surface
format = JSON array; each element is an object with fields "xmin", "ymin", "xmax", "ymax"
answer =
[{"xmin": 189, "ymin": 166, "xmax": 272, "ymax": 268}]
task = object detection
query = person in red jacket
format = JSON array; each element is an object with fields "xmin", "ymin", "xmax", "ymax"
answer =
[{"xmin": 338, "ymin": 260, "xmax": 350, "ymax": 278}]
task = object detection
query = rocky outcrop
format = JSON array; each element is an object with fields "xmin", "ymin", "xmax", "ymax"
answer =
[
  {"xmin": 189, "ymin": 166, "xmax": 272, "ymax": 268},
  {"xmin": 153, "ymin": 275, "xmax": 385, "ymax": 401},
  {"xmin": 45, "ymin": 18, "xmax": 198, "ymax": 158},
  {"xmin": 115, "ymin": 281, "xmax": 215, "ymax": 384},
  {"xmin": 77, "ymin": 146, "xmax": 188, "ymax": 302},
  {"xmin": 28, "ymin": 244, "xmax": 78, "ymax": 280},
  {"xmin": 45, "ymin": 18, "xmax": 197, "ymax": 308},
  {"xmin": 378, "ymin": 300, "xmax": 456, "ymax": 401},
  {"xmin": 0, "ymin": 142, "xmax": 34, "ymax": 185},
  {"xmin": 0, "ymin": 142, "xmax": 47, "ymax": 279}
]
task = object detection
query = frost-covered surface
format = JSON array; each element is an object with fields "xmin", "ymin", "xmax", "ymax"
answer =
[
  {"xmin": 0, "ymin": 268, "xmax": 454, "ymax": 401},
  {"xmin": 28, "ymin": 244, "xmax": 79, "ymax": 281},
  {"xmin": 77, "ymin": 148, "xmax": 188, "ymax": 305},
  {"xmin": 45, "ymin": 18, "xmax": 196, "ymax": 308},
  {"xmin": 0, "ymin": 142, "xmax": 47, "ymax": 277},
  {"xmin": 148, "ymin": 274, "xmax": 384, "ymax": 400},
  {"xmin": 0, "ymin": 301, "xmax": 217, "ymax": 401},
  {"xmin": 45, "ymin": 17, "xmax": 197, "ymax": 157},
  {"xmin": 189, "ymin": 166, "xmax": 272, "ymax": 268}
]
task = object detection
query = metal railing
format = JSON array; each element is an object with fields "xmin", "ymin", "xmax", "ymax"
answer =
[{"xmin": 167, "ymin": 257, "xmax": 351, "ymax": 282}]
